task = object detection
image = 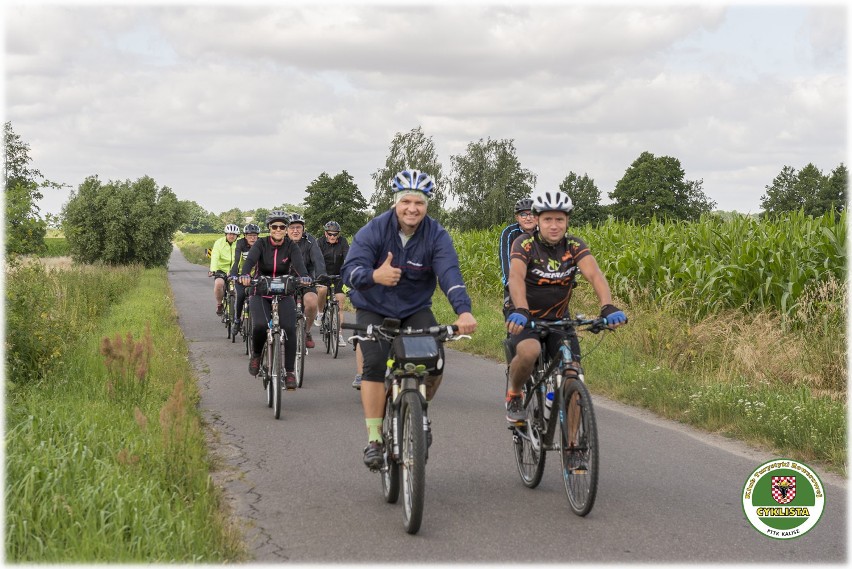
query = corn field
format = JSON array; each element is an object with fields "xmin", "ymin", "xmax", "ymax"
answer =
[{"xmin": 452, "ymin": 210, "xmax": 847, "ymax": 324}]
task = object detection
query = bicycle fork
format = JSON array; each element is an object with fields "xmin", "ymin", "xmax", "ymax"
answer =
[{"xmin": 386, "ymin": 376, "xmax": 429, "ymax": 463}]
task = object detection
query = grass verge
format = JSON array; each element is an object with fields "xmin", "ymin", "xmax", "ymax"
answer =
[{"xmin": 5, "ymin": 265, "xmax": 247, "ymax": 562}]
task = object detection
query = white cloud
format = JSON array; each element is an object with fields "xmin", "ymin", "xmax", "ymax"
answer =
[{"xmin": 4, "ymin": 3, "xmax": 846, "ymax": 217}]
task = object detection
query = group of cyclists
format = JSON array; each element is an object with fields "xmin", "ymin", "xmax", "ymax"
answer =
[{"xmin": 208, "ymin": 168, "xmax": 627, "ymax": 471}]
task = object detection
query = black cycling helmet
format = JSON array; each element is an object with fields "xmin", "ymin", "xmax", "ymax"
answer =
[
  {"xmin": 288, "ymin": 213, "xmax": 305, "ymax": 225},
  {"xmin": 514, "ymin": 198, "xmax": 534, "ymax": 213},
  {"xmin": 324, "ymin": 220, "xmax": 341, "ymax": 232},
  {"xmin": 266, "ymin": 210, "xmax": 289, "ymax": 227},
  {"xmin": 243, "ymin": 223, "xmax": 261, "ymax": 235}
]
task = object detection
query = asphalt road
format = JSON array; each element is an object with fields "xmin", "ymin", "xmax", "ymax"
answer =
[{"xmin": 168, "ymin": 247, "xmax": 846, "ymax": 563}]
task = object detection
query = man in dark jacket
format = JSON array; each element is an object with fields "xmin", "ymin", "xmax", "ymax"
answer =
[
  {"xmin": 316, "ymin": 220, "xmax": 350, "ymax": 348},
  {"xmin": 341, "ymin": 169, "xmax": 477, "ymax": 471},
  {"xmin": 286, "ymin": 213, "xmax": 326, "ymax": 349}
]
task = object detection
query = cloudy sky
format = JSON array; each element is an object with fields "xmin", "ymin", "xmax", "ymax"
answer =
[{"xmin": 5, "ymin": 2, "xmax": 847, "ymax": 218}]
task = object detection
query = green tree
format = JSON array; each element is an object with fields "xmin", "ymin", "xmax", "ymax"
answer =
[
  {"xmin": 760, "ymin": 165, "xmax": 802, "ymax": 215},
  {"xmin": 816, "ymin": 163, "xmax": 848, "ymax": 215},
  {"xmin": 303, "ymin": 170, "xmax": 369, "ymax": 237},
  {"xmin": 446, "ymin": 137, "xmax": 536, "ymax": 231},
  {"xmin": 4, "ymin": 122, "xmax": 64, "ymax": 255},
  {"xmin": 63, "ymin": 175, "xmax": 186, "ymax": 267},
  {"xmin": 370, "ymin": 126, "xmax": 446, "ymax": 222},
  {"xmin": 559, "ymin": 172, "xmax": 605, "ymax": 226},
  {"xmin": 179, "ymin": 200, "xmax": 220, "ymax": 233},
  {"xmin": 608, "ymin": 151, "xmax": 714, "ymax": 223},
  {"xmin": 217, "ymin": 207, "xmax": 244, "ymax": 229}
]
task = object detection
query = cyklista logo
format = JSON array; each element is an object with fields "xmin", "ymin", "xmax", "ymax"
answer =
[{"xmin": 742, "ymin": 459, "xmax": 825, "ymax": 539}]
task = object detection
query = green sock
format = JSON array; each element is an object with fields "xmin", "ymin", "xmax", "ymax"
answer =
[{"xmin": 366, "ymin": 418, "xmax": 383, "ymax": 443}]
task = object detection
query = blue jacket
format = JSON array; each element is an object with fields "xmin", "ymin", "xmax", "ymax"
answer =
[{"xmin": 342, "ymin": 209, "xmax": 472, "ymax": 319}]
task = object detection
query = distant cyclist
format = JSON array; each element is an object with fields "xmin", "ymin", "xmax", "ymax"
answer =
[
  {"xmin": 316, "ymin": 220, "xmax": 350, "ymax": 349},
  {"xmin": 234, "ymin": 211, "xmax": 309, "ymax": 389},
  {"xmin": 286, "ymin": 213, "xmax": 326, "ymax": 349},
  {"xmin": 230, "ymin": 223, "xmax": 261, "ymax": 334},
  {"xmin": 504, "ymin": 190, "xmax": 627, "ymax": 423},
  {"xmin": 499, "ymin": 197, "xmax": 536, "ymax": 316},
  {"xmin": 342, "ymin": 169, "xmax": 477, "ymax": 470},
  {"xmin": 209, "ymin": 224, "xmax": 240, "ymax": 316}
]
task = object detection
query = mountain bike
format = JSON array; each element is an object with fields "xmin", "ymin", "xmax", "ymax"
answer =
[
  {"xmin": 240, "ymin": 286, "xmax": 253, "ymax": 356},
  {"xmin": 506, "ymin": 316, "xmax": 608, "ymax": 516},
  {"xmin": 250, "ymin": 275, "xmax": 299, "ymax": 420},
  {"xmin": 344, "ymin": 318, "xmax": 469, "ymax": 534},
  {"xmin": 211, "ymin": 270, "xmax": 235, "ymax": 339},
  {"xmin": 293, "ymin": 283, "xmax": 309, "ymax": 388},
  {"xmin": 318, "ymin": 274, "xmax": 343, "ymax": 358},
  {"xmin": 227, "ymin": 278, "xmax": 238, "ymax": 343}
]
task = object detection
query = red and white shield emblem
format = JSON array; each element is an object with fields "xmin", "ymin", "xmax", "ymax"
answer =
[{"xmin": 771, "ymin": 476, "xmax": 796, "ymax": 504}]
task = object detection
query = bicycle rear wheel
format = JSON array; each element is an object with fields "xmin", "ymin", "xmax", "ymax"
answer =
[
  {"xmin": 559, "ymin": 378, "xmax": 599, "ymax": 516},
  {"xmin": 273, "ymin": 337, "xmax": 283, "ymax": 419},
  {"xmin": 513, "ymin": 375, "xmax": 546, "ymax": 488},
  {"xmin": 381, "ymin": 392, "xmax": 400, "ymax": 503},
  {"xmin": 295, "ymin": 316, "xmax": 306, "ymax": 388},
  {"xmin": 399, "ymin": 390, "xmax": 426, "ymax": 534}
]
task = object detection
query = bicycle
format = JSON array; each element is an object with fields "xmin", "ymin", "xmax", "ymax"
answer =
[
  {"xmin": 506, "ymin": 316, "xmax": 608, "ymax": 517},
  {"xmin": 240, "ymin": 286, "xmax": 253, "ymax": 356},
  {"xmin": 292, "ymin": 283, "xmax": 309, "ymax": 388},
  {"xmin": 317, "ymin": 275, "xmax": 343, "ymax": 358},
  {"xmin": 344, "ymin": 318, "xmax": 469, "ymax": 535},
  {"xmin": 211, "ymin": 270, "xmax": 235, "ymax": 339},
  {"xmin": 250, "ymin": 275, "xmax": 299, "ymax": 420}
]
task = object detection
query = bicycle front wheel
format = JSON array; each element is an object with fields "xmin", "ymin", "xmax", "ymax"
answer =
[
  {"xmin": 261, "ymin": 343, "xmax": 273, "ymax": 408},
  {"xmin": 243, "ymin": 306, "xmax": 252, "ymax": 356},
  {"xmin": 225, "ymin": 295, "xmax": 233, "ymax": 339},
  {"xmin": 295, "ymin": 316, "xmax": 306, "ymax": 388},
  {"xmin": 400, "ymin": 390, "xmax": 426, "ymax": 534},
  {"xmin": 273, "ymin": 336, "xmax": 283, "ymax": 419},
  {"xmin": 330, "ymin": 302, "xmax": 341, "ymax": 359},
  {"xmin": 322, "ymin": 308, "xmax": 332, "ymax": 354},
  {"xmin": 559, "ymin": 378, "xmax": 599, "ymax": 516},
  {"xmin": 513, "ymin": 376, "xmax": 546, "ymax": 488},
  {"xmin": 381, "ymin": 393, "xmax": 400, "ymax": 503}
]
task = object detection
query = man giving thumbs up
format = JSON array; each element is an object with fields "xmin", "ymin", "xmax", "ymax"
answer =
[{"xmin": 341, "ymin": 169, "xmax": 477, "ymax": 470}]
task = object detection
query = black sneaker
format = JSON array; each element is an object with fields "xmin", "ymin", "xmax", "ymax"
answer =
[
  {"xmin": 505, "ymin": 394, "xmax": 526, "ymax": 423},
  {"xmin": 233, "ymin": 319, "xmax": 241, "ymax": 335},
  {"xmin": 248, "ymin": 355, "xmax": 261, "ymax": 376},
  {"xmin": 284, "ymin": 372, "xmax": 297, "ymax": 390},
  {"xmin": 566, "ymin": 450, "xmax": 589, "ymax": 473},
  {"xmin": 363, "ymin": 441, "xmax": 384, "ymax": 471}
]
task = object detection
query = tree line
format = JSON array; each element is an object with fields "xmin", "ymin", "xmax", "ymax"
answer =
[{"xmin": 5, "ymin": 121, "xmax": 847, "ymax": 266}]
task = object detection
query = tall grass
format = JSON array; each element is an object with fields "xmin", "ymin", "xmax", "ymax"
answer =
[{"xmin": 5, "ymin": 265, "xmax": 245, "ymax": 561}]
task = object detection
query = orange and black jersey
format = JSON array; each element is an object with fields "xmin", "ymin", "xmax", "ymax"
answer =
[{"xmin": 509, "ymin": 231, "xmax": 590, "ymax": 319}]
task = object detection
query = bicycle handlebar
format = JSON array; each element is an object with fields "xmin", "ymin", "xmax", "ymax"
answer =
[
  {"xmin": 342, "ymin": 320, "xmax": 466, "ymax": 342},
  {"xmin": 528, "ymin": 316, "xmax": 610, "ymax": 334}
]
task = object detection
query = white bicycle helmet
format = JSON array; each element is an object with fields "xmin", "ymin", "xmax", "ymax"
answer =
[
  {"xmin": 224, "ymin": 223, "xmax": 241, "ymax": 234},
  {"xmin": 532, "ymin": 190, "xmax": 574, "ymax": 214},
  {"xmin": 391, "ymin": 169, "xmax": 434, "ymax": 197}
]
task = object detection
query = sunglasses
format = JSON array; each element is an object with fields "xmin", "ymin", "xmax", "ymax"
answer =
[
  {"xmin": 268, "ymin": 224, "xmax": 287, "ymax": 230},
  {"xmin": 326, "ymin": 232, "xmax": 340, "ymax": 237},
  {"xmin": 517, "ymin": 211, "xmax": 534, "ymax": 218}
]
